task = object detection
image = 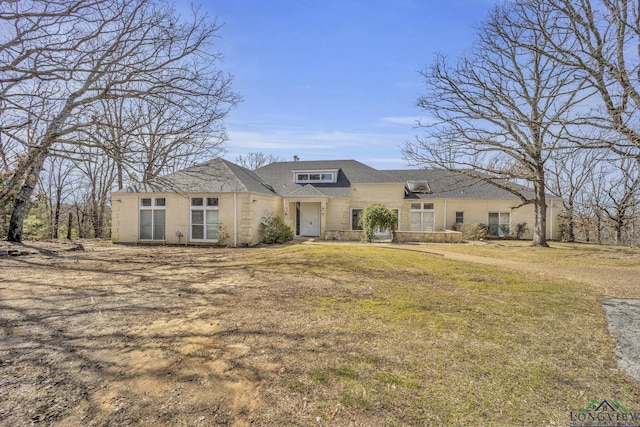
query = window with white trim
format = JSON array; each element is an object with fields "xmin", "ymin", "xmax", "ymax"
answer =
[
  {"xmin": 410, "ymin": 202, "xmax": 434, "ymax": 232},
  {"xmin": 294, "ymin": 170, "xmax": 338, "ymax": 183},
  {"xmin": 488, "ymin": 212, "xmax": 510, "ymax": 236},
  {"xmin": 191, "ymin": 197, "xmax": 219, "ymax": 241},
  {"xmin": 139, "ymin": 198, "xmax": 166, "ymax": 240}
]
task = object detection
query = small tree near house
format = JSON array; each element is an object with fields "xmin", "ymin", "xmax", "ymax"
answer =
[{"xmin": 359, "ymin": 204, "xmax": 397, "ymax": 243}]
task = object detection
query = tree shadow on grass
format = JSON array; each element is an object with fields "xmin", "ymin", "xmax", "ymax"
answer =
[{"xmin": 0, "ymin": 244, "xmax": 364, "ymax": 426}]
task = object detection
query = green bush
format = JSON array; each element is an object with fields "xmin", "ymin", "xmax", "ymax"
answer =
[
  {"xmin": 259, "ymin": 213, "xmax": 294, "ymax": 244},
  {"xmin": 359, "ymin": 204, "xmax": 397, "ymax": 243}
]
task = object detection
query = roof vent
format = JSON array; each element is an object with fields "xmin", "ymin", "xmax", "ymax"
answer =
[
  {"xmin": 407, "ymin": 180, "xmax": 431, "ymax": 193},
  {"xmin": 261, "ymin": 182, "xmax": 276, "ymax": 193}
]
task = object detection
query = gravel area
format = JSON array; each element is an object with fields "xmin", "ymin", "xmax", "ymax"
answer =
[{"xmin": 602, "ymin": 298, "xmax": 640, "ymax": 386}]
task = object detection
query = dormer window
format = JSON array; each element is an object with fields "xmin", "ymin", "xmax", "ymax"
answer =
[
  {"xmin": 294, "ymin": 170, "xmax": 338, "ymax": 183},
  {"xmin": 407, "ymin": 180, "xmax": 431, "ymax": 193}
]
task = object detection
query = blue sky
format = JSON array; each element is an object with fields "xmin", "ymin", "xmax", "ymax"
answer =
[{"xmin": 188, "ymin": 0, "xmax": 496, "ymax": 169}]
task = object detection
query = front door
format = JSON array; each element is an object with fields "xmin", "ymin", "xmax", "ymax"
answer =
[{"xmin": 299, "ymin": 202, "xmax": 321, "ymax": 236}]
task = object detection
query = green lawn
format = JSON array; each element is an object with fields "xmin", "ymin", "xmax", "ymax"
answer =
[{"xmin": 244, "ymin": 243, "xmax": 640, "ymax": 426}]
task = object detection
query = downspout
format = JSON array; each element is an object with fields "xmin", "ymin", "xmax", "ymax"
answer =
[
  {"xmin": 233, "ymin": 193, "xmax": 237, "ymax": 247},
  {"xmin": 443, "ymin": 199, "xmax": 447, "ymax": 230},
  {"xmin": 549, "ymin": 201, "xmax": 553, "ymax": 241}
]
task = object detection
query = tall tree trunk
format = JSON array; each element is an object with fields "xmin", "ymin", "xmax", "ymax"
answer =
[
  {"xmin": 117, "ymin": 161, "xmax": 124, "ymax": 190},
  {"xmin": 91, "ymin": 197, "xmax": 104, "ymax": 238},
  {"xmin": 67, "ymin": 212, "xmax": 73, "ymax": 240},
  {"xmin": 532, "ymin": 176, "xmax": 549, "ymax": 247},
  {"xmin": 615, "ymin": 220, "xmax": 623, "ymax": 246},
  {"xmin": 53, "ymin": 186, "xmax": 62, "ymax": 239},
  {"xmin": 7, "ymin": 150, "xmax": 49, "ymax": 242},
  {"xmin": 563, "ymin": 204, "xmax": 575, "ymax": 242}
]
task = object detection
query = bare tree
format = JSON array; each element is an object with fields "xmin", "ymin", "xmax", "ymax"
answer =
[
  {"xmin": 37, "ymin": 156, "xmax": 75, "ymax": 238},
  {"xmin": 404, "ymin": 2, "xmax": 588, "ymax": 246},
  {"xmin": 520, "ymin": 0, "xmax": 640, "ymax": 159},
  {"xmin": 0, "ymin": 0, "xmax": 238, "ymax": 241},
  {"xmin": 124, "ymin": 94, "xmax": 229, "ymax": 182},
  {"xmin": 235, "ymin": 152, "xmax": 283, "ymax": 170},
  {"xmin": 72, "ymin": 145, "xmax": 117, "ymax": 239},
  {"xmin": 546, "ymin": 148, "xmax": 608, "ymax": 241},
  {"xmin": 600, "ymin": 157, "xmax": 640, "ymax": 245}
]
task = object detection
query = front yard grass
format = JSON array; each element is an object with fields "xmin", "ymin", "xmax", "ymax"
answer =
[
  {"xmin": 1, "ymin": 241, "xmax": 639, "ymax": 426},
  {"xmin": 246, "ymin": 244, "xmax": 640, "ymax": 425}
]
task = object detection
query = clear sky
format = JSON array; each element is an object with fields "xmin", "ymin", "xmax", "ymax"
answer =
[{"xmin": 187, "ymin": 0, "xmax": 496, "ymax": 169}]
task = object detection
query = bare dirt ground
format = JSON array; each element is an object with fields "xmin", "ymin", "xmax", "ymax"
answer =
[
  {"xmin": 1, "ymin": 241, "xmax": 276, "ymax": 426},
  {"xmin": 1, "ymin": 240, "xmax": 639, "ymax": 426}
]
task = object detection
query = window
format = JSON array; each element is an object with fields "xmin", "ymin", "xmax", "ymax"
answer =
[
  {"xmin": 294, "ymin": 170, "xmax": 338, "ymax": 183},
  {"xmin": 139, "ymin": 198, "xmax": 165, "ymax": 240},
  {"xmin": 410, "ymin": 202, "xmax": 435, "ymax": 232},
  {"xmin": 351, "ymin": 209, "xmax": 363, "ymax": 230},
  {"xmin": 488, "ymin": 212, "xmax": 510, "ymax": 236},
  {"xmin": 191, "ymin": 197, "xmax": 219, "ymax": 241},
  {"xmin": 455, "ymin": 212, "xmax": 464, "ymax": 224}
]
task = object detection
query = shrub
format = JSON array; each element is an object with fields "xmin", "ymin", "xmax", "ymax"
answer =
[
  {"xmin": 259, "ymin": 213, "xmax": 293, "ymax": 244},
  {"xmin": 359, "ymin": 204, "xmax": 397, "ymax": 243},
  {"xmin": 457, "ymin": 223, "xmax": 488, "ymax": 240},
  {"xmin": 514, "ymin": 222, "xmax": 529, "ymax": 239},
  {"xmin": 217, "ymin": 222, "xmax": 231, "ymax": 246}
]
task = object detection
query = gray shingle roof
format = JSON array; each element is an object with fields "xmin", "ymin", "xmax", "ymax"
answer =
[
  {"xmin": 113, "ymin": 157, "xmax": 558, "ymax": 202},
  {"xmin": 114, "ymin": 158, "xmax": 277, "ymax": 196},
  {"xmin": 255, "ymin": 160, "xmax": 402, "ymax": 198},
  {"xmin": 384, "ymin": 169, "xmax": 538, "ymax": 199}
]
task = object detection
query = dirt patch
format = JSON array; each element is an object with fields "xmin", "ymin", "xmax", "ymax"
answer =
[{"xmin": 1, "ymin": 242, "xmax": 267, "ymax": 426}]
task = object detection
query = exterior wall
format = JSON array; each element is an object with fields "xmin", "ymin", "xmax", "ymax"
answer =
[
  {"xmin": 111, "ymin": 191, "xmax": 282, "ymax": 246},
  {"xmin": 326, "ymin": 198, "xmax": 351, "ymax": 231},
  {"xmin": 111, "ymin": 182, "xmax": 563, "ymax": 245},
  {"xmin": 347, "ymin": 183, "xmax": 406, "ymax": 232},
  {"xmin": 349, "ymin": 183, "xmax": 406, "ymax": 213},
  {"xmin": 437, "ymin": 198, "xmax": 563, "ymax": 240}
]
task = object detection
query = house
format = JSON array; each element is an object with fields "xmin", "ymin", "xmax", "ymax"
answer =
[{"xmin": 110, "ymin": 157, "xmax": 563, "ymax": 245}]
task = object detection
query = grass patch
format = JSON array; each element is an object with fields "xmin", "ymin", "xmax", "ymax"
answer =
[
  {"xmin": 430, "ymin": 240, "xmax": 640, "ymax": 268},
  {"xmin": 246, "ymin": 244, "xmax": 640, "ymax": 426}
]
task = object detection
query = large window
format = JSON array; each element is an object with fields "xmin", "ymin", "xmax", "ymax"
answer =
[
  {"xmin": 139, "ymin": 198, "xmax": 165, "ymax": 240},
  {"xmin": 488, "ymin": 212, "xmax": 510, "ymax": 236},
  {"xmin": 410, "ymin": 202, "xmax": 434, "ymax": 232},
  {"xmin": 191, "ymin": 197, "xmax": 219, "ymax": 241}
]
